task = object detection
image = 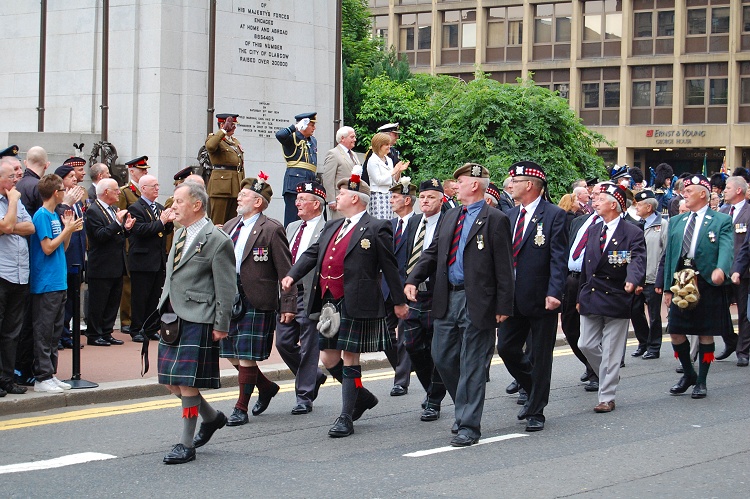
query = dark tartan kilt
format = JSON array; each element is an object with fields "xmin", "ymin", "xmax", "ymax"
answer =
[
  {"xmin": 319, "ymin": 299, "xmax": 391, "ymax": 353},
  {"xmin": 669, "ymin": 278, "xmax": 732, "ymax": 336},
  {"xmin": 219, "ymin": 304, "xmax": 275, "ymax": 361},
  {"xmin": 402, "ymin": 293, "xmax": 434, "ymax": 351},
  {"xmin": 158, "ymin": 320, "xmax": 220, "ymax": 389}
]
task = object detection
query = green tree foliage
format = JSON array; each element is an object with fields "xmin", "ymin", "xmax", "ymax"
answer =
[{"xmin": 356, "ymin": 72, "xmax": 610, "ymax": 200}]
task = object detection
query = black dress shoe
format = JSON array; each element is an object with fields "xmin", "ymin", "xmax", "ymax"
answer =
[
  {"xmin": 291, "ymin": 404, "xmax": 313, "ymax": 415},
  {"xmin": 0, "ymin": 387, "xmax": 5, "ymax": 397},
  {"xmin": 517, "ymin": 389, "xmax": 528, "ymax": 405},
  {"xmin": 631, "ymin": 346, "xmax": 646, "ymax": 357},
  {"xmin": 450, "ymin": 434, "xmax": 478, "ymax": 447},
  {"xmin": 670, "ymin": 373, "xmax": 698, "ymax": 395},
  {"xmin": 0, "ymin": 382, "xmax": 27, "ymax": 395},
  {"xmin": 193, "ymin": 411, "xmax": 227, "ymax": 448},
  {"xmin": 252, "ymin": 383, "xmax": 280, "ymax": 416},
  {"xmin": 147, "ymin": 332, "xmax": 161, "ymax": 341},
  {"xmin": 226, "ymin": 407, "xmax": 249, "ymax": 426},
  {"xmin": 580, "ymin": 371, "xmax": 591, "ymax": 382},
  {"xmin": 525, "ymin": 417, "xmax": 545, "ymax": 432},
  {"xmin": 352, "ymin": 390, "xmax": 378, "ymax": 421},
  {"xmin": 163, "ymin": 443, "xmax": 196, "ymax": 464},
  {"xmin": 642, "ymin": 351, "xmax": 660, "ymax": 360},
  {"xmin": 131, "ymin": 333, "xmax": 145, "ymax": 343},
  {"xmin": 451, "ymin": 422, "xmax": 459, "ymax": 434},
  {"xmin": 328, "ymin": 415, "xmax": 354, "ymax": 438},
  {"xmin": 691, "ymin": 382, "xmax": 707, "ymax": 399},
  {"xmin": 390, "ymin": 384, "xmax": 408, "ymax": 396},
  {"xmin": 505, "ymin": 380, "xmax": 520, "ymax": 394},
  {"xmin": 620, "ymin": 360, "xmax": 626, "ymax": 368},
  {"xmin": 420, "ymin": 407, "xmax": 440, "ymax": 422},
  {"xmin": 737, "ymin": 356, "xmax": 749, "ymax": 367},
  {"xmin": 120, "ymin": 325, "xmax": 130, "ymax": 334},
  {"xmin": 584, "ymin": 380, "xmax": 599, "ymax": 392},
  {"xmin": 517, "ymin": 405, "xmax": 529, "ymax": 420},
  {"xmin": 715, "ymin": 348, "xmax": 735, "ymax": 361},
  {"xmin": 103, "ymin": 336, "xmax": 124, "ymax": 345},
  {"xmin": 87, "ymin": 337, "xmax": 111, "ymax": 347},
  {"xmin": 313, "ymin": 374, "xmax": 326, "ymax": 401},
  {"xmin": 421, "ymin": 396, "xmax": 428, "ymax": 410}
]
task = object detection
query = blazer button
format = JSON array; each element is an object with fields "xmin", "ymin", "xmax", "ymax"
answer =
[{"xmin": 591, "ymin": 288, "xmax": 595, "ymax": 292}]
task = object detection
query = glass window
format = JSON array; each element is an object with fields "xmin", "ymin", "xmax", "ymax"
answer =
[
  {"xmin": 462, "ymin": 10, "xmax": 477, "ymax": 48},
  {"xmin": 709, "ymin": 78, "xmax": 728, "ymax": 105},
  {"xmin": 686, "ymin": 80, "xmax": 705, "ymax": 106},
  {"xmin": 655, "ymin": 80, "xmax": 672, "ymax": 106},
  {"xmin": 687, "ymin": 9, "xmax": 707, "ymax": 35},
  {"xmin": 584, "ymin": 14, "xmax": 603, "ymax": 41},
  {"xmin": 418, "ymin": 26, "xmax": 431, "ymax": 50},
  {"xmin": 604, "ymin": 82, "xmax": 620, "ymax": 107},
  {"xmin": 583, "ymin": 83, "xmax": 600, "ymax": 108},
  {"xmin": 711, "ymin": 7, "xmax": 730, "ymax": 34},
  {"xmin": 634, "ymin": 12, "xmax": 652, "ymax": 38},
  {"xmin": 632, "ymin": 82, "xmax": 651, "ymax": 107},
  {"xmin": 741, "ymin": 79, "xmax": 750, "ymax": 105},
  {"xmin": 443, "ymin": 24, "xmax": 458, "ymax": 49},
  {"xmin": 535, "ymin": 18, "xmax": 553, "ymax": 44},
  {"xmin": 557, "ymin": 16, "xmax": 572, "ymax": 42},
  {"xmin": 487, "ymin": 20, "xmax": 506, "ymax": 47},
  {"xmin": 657, "ymin": 11, "xmax": 675, "ymax": 36},
  {"xmin": 744, "ymin": 6, "xmax": 750, "ymax": 33}
]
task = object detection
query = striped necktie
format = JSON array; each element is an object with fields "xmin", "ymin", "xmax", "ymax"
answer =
[
  {"xmin": 291, "ymin": 221, "xmax": 307, "ymax": 264},
  {"xmin": 230, "ymin": 220, "xmax": 244, "ymax": 246},
  {"xmin": 599, "ymin": 225, "xmax": 608, "ymax": 253},
  {"xmin": 681, "ymin": 213, "xmax": 696, "ymax": 257},
  {"xmin": 394, "ymin": 218, "xmax": 403, "ymax": 249},
  {"xmin": 447, "ymin": 208, "xmax": 467, "ymax": 266},
  {"xmin": 173, "ymin": 230, "xmax": 187, "ymax": 268},
  {"xmin": 406, "ymin": 218, "xmax": 427, "ymax": 275},
  {"xmin": 512, "ymin": 208, "xmax": 526, "ymax": 267},
  {"xmin": 334, "ymin": 219, "xmax": 351, "ymax": 244},
  {"xmin": 571, "ymin": 215, "xmax": 600, "ymax": 260}
]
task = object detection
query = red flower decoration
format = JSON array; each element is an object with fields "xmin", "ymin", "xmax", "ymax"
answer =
[
  {"xmin": 258, "ymin": 170, "xmax": 269, "ymax": 182},
  {"xmin": 129, "ymin": 184, "xmax": 137, "ymax": 193}
]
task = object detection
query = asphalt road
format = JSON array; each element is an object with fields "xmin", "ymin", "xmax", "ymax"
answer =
[{"xmin": 1, "ymin": 338, "xmax": 749, "ymax": 498}]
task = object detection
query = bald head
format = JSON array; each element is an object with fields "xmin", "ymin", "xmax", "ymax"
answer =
[
  {"xmin": 24, "ymin": 146, "xmax": 49, "ymax": 175},
  {"xmin": 185, "ymin": 174, "xmax": 205, "ymax": 187}
]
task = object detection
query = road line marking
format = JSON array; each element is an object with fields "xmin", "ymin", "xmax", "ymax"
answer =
[
  {"xmin": 403, "ymin": 433, "xmax": 528, "ymax": 457},
  {"xmin": 0, "ymin": 452, "xmax": 117, "ymax": 475}
]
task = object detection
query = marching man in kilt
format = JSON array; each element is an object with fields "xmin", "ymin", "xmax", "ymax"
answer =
[
  {"xmin": 157, "ymin": 181, "xmax": 236, "ymax": 464},
  {"xmin": 282, "ymin": 165, "xmax": 409, "ymax": 438},
  {"xmin": 220, "ymin": 173, "xmax": 296, "ymax": 426},
  {"xmin": 662, "ymin": 174, "xmax": 733, "ymax": 399}
]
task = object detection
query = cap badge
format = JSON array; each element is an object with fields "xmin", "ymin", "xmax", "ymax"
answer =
[
  {"xmin": 431, "ymin": 178, "xmax": 439, "ymax": 187},
  {"xmin": 305, "ymin": 183, "xmax": 313, "ymax": 191},
  {"xmin": 472, "ymin": 165, "xmax": 482, "ymax": 177}
]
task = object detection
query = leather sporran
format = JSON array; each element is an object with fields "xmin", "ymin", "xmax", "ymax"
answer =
[
  {"xmin": 232, "ymin": 292, "xmax": 247, "ymax": 320},
  {"xmin": 160, "ymin": 313, "xmax": 181, "ymax": 344}
]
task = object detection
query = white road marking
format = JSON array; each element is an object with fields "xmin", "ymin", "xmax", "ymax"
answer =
[
  {"xmin": 0, "ymin": 452, "xmax": 117, "ymax": 474},
  {"xmin": 404, "ymin": 433, "xmax": 528, "ymax": 457}
]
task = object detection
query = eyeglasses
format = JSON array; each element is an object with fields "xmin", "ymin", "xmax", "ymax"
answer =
[
  {"xmin": 295, "ymin": 198, "xmax": 317, "ymax": 204},
  {"xmin": 511, "ymin": 179, "xmax": 529, "ymax": 184},
  {"xmin": 56, "ymin": 188, "xmax": 66, "ymax": 192},
  {"xmin": 142, "ymin": 183, "xmax": 159, "ymax": 189}
]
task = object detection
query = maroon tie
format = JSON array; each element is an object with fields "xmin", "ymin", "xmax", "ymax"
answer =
[
  {"xmin": 730, "ymin": 205, "xmax": 735, "ymax": 218},
  {"xmin": 291, "ymin": 221, "xmax": 307, "ymax": 264},
  {"xmin": 230, "ymin": 221, "xmax": 244, "ymax": 246},
  {"xmin": 512, "ymin": 208, "xmax": 526, "ymax": 267},
  {"xmin": 447, "ymin": 207, "xmax": 467, "ymax": 267},
  {"xmin": 394, "ymin": 218, "xmax": 403, "ymax": 249},
  {"xmin": 571, "ymin": 215, "xmax": 600, "ymax": 260},
  {"xmin": 599, "ymin": 225, "xmax": 608, "ymax": 253}
]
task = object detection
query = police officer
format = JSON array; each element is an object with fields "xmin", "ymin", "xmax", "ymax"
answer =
[
  {"xmin": 276, "ymin": 112, "xmax": 318, "ymax": 226},
  {"xmin": 205, "ymin": 113, "xmax": 245, "ymax": 225}
]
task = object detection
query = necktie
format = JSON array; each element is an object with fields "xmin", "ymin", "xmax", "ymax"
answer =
[
  {"xmin": 291, "ymin": 221, "xmax": 307, "ymax": 264},
  {"xmin": 151, "ymin": 202, "xmax": 160, "ymax": 218},
  {"xmin": 681, "ymin": 213, "xmax": 696, "ymax": 257},
  {"xmin": 173, "ymin": 230, "xmax": 187, "ymax": 268},
  {"xmin": 730, "ymin": 205, "xmax": 735, "ymax": 219},
  {"xmin": 448, "ymin": 207, "xmax": 467, "ymax": 266},
  {"xmin": 406, "ymin": 218, "xmax": 427, "ymax": 275},
  {"xmin": 108, "ymin": 205, "xmax": 118, "ymax": 222},
  {"xmin": 512, "ymin": 208, "xmax": 526, "ymax": 266},
  {"xmin": 599, "ymin": 225, "xmax": 608, "ymax": 253},
  {"xmin": 230, "ymin": 220, "xmax": 244, "ymax": 246},
  {"xmin": 335, "ymin": 218, "xmax": 351, "ymax": 244},
  {"xmin": 348, "ymin": 149, "xmax": 357, "ymax": 164},
  {"xmin": 571, "ymin": 215, "xmax": 600, "ymax": 260},
  {"xmin": 394, "ymin": 218, "xmax": 403, "ymax": 249}
]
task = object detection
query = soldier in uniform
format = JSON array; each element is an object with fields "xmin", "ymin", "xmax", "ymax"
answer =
[
  {"xmin": 117, "ymin": 156, "xmax": 150, "ymax": 335},
  {"xmin": 276, "ymin": 112, "xmax": 318, "ymax": 226},
  {"xmin": 205, "ymin": 114, "xmax": 245, "ymax": 225}
]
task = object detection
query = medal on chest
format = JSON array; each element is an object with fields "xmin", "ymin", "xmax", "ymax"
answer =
[
  {"xmin": 533, "ymin": 223, "xmax": 545, "ymax": 246},
  {"xmin": 477, "ymin": 234, "xmax": 484, "ymax": 250}
]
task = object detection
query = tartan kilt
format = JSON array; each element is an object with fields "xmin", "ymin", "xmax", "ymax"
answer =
[
  {"xmin": 402, "ymin": 293, "xmax": 434, "ymax": 351},
  {"xmin": 668, "ymin": 278, "xmax": 732, "ymax": 337},
  {"xmin": 319, "ymin": 299, "xmax": 391, "ymax": 353},
  {"xmin": 219, "ymin": 304, "xmax": 275, "ymax": 361},
  {"xmin": 158, "ymin": 320, "xmax": 220, "ymax": 389}
]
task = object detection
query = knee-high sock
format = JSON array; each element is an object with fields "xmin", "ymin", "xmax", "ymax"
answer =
[
  {"xmin": 342, "ymin": 365, "xmax": 362, "ymax": 417},
  {"xmin": 236, "ymin": 365, "xmax": 257, "ymax": 411},
  {"xmin": 408, "ymin": 349, "xmax": 433, "ymax": 392},
  {"xmin": 180, "ymin": 395, "xmax": 201, "ymax": 447},
  {"xmin": 673, "ymin": 340, "xmax": 696, "ymax": 377},
  {"xmin": 327, "ymin": 359, "xmax": 344, "ymax": 383},
  {"xmin": 697, "ymin": 343, "xmax": 715, "ymax": 384},
  {"xmin": 198, "ymin": 393, "xmax": 218, "ymax": 422},
  {"xmin": 255, "ymin": 367, "xmax": 278, "ymax": 394}
]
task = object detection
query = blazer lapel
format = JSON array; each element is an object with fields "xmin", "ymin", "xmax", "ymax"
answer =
[
  {"xmin": 520, "ymin": 200, "xmax": 546, "ymax": 250},
  {"xmin": 241, "ymin": 214, "xmax": 265, "ymax": 264},
  {"xmin": 587, "ymin": 221, "xmax": 605, "ymax": 270},
  {"xmin": 466, "ymin": 203, "xmax": 488, "ymax": 244},
  {"xmin": 175, "ymin": 222, "xmax": 211, "ymax": 271},
  {"xmin": 346, "ymin": 213, "xmax": 369, "ymax": 256}
]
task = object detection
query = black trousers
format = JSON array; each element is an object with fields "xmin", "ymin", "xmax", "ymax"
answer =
[
  {"xmin": 130, "ymin": 270, "xmax": 165, "ymax": 336},
  {"xmin": 560, "ymin": 272, "xmax": 595, "ymax": 376},
  {"xmin": 641, "ymin": 284, "xmax": 664, "ymax": 353},
  {"xmin": 0, "ymin": 278, "xmax": 29, "ymax": 384},
  {"xmin": 384, "ymin": 296, "xmax": 412, "ymax": 387},
  {"xmin": 630, "ymin": 291, "xmax": 650, "ymax": 350},
  {"xmin": 87, "ymin": 277, "xmax": 123, "ymax": 340}
]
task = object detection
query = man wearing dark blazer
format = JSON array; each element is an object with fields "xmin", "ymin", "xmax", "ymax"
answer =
[
  {"xmin": 276, "ymin": 182, "xmax": 329, "ymax": 415},
  {"xmin": 126, "ymin": 175, "xmax": 174, "ymax": 343},
  {"xmin": 719, "ymin": 176, "xmax": 750, "ymax": 365},
  {"xmin": 578, "ymin": 183, "xmax": 646, "ymax": 413},
  {"xmin": 497, "ymin": 161, "xmax": 567, "ymax": 432},
  {"xmin": 282, "ymin": 173, "xmax": 408, "ymax": 438},
  {"xmin": 220, "ymin": 174, "xmax": 296, "ymax": 426},
  {"xmin": 406, "ymin": 163, "xmax": 514, "ymax": 447},
  {"xmin": 84, "ymin": 178, "xmax": 135, "ymax": 346},
  {"xmin": 87, "ymin": 163, "xmax": 111, "ymax": 201},
  {"xmin": 498, "ymin": 177, "xmax": 515, "ymax": 213}
]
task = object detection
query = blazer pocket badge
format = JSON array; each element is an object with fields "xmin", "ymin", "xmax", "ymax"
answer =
[
  {"xmin": 361, "ymin": 239, "xmax": 371, "ymax": 250},
  {"xmin": 477, "ymin": 234, "xmax": 484, "ymax": 250},
  {"xmin": 534, "ymin": 223, "xmax": 545, "ymax": 246},
  {"xmin": 253, "ymin": 247, "xmax": 269, "ymax": 261}
]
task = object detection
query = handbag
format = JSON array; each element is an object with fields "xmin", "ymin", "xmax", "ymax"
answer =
[{"xmin": 160, "ymin": 312, "xmax": 181, "ymax": 344}]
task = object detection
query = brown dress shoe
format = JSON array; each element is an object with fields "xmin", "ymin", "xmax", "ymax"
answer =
[{"xmin": 594, "ymin": 401, "xmax": 615, "ymax": 413}]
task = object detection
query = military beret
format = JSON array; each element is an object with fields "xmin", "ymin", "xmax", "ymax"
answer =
[
  {"xmin": 377, "ymin": 123, "xmax": 401, "ymax": 134},
  {"xmin": 586, "ymin": 177, "xmax": 599, "ymax": 187},
  {"xmin": 486, "ymin": 183, "xmax": 502, "ymax": 204},
  {"xmin": 683, "ymin": 174, "xmax": 711, "ymax": 192},
  {"xmin": 453, "ymin": 162, "xmax": 490, "ymax": 179},
  {"xmin": 294, "ymin": 112, "xmax": 317, "ymax": 122},
  {"xmin": 63, "ymin": 156, "xmax": 86, "ymax": 167},
  {"xmin": 54, "ymin": 165, "xmax": 75, "ymax": 179},
  {"xmin": 0, "ymin": 145, "xmax": 19, "ymax": 157},
  {"xmin": 419, "ymin": 178, "xmax": 444, "ymax": 194},
  {"xmin": 125, "ymin": 156, "xmax": 149, "ymax": 168},
  {"xmin": 598, "ymin": 182, "xmax": 627, "ymax": 212},
  {"xmin": 296, "ymin": 180, "xmax": 326, "ymax": 203},
  {"xmin": 336, "ymin": 163, "xmax": 370, "ymax": 196},
  {"xmin": 634, "ymin": 189, "xmax": 656, "ymax": 202},
  {"xmin": 609, "ymin": 164, "xmax": 631, "ymax": 181},
  {"xmin": 241, "ymin": 171, "xmax": 273, "ymax": 204},
  {"xmin": 390, "ymin": 177, "xmax": 416, "ymax": 196},
  {"xmin": 216, "ymin": 113, "xmax": 239, "ymax": 124},
  {"xmin": 173, "ymin": 166, "xmax": 193, "ymax": 182},
  {"xmin": 508, "ymin": 161, "xmax": 546, "ymax": 181}
]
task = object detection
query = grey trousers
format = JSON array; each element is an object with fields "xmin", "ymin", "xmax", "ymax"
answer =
[
  {"xmin": 579, "ymin": 314, "xmax": 629, "ymax": 404},
  {"xmin": 31, "ymin": 291, "xmax": 67, "ymax": 382},
  {"xmin": 432, "ymin": 290, "xmax": 494, "ymax": 439}
]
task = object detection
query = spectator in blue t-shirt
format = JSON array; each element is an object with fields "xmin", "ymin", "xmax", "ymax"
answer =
[{"xmin": 29, "ymin": 174, "xmax": 83, "ymax": 394}]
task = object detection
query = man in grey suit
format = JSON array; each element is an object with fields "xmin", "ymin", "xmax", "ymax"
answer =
[
  {"xmin": 157, "ymin": 181, "xmax": 236, "ymax": 465},
  {"xmin": 320, "ymin": 126, "xmax": 358, "ymax": 219},
  {"xmin": 275, "ymin": 181, "xmax": 329, "ymax": 414}
]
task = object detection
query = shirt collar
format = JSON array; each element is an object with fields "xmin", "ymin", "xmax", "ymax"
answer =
[
  {"xmin": 733, "ymin": 200, "xmax": 746, "ymax": 212},
  {"xmin": 521, "ymin": 195, "xmax": 542, "ymax": 214}
]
